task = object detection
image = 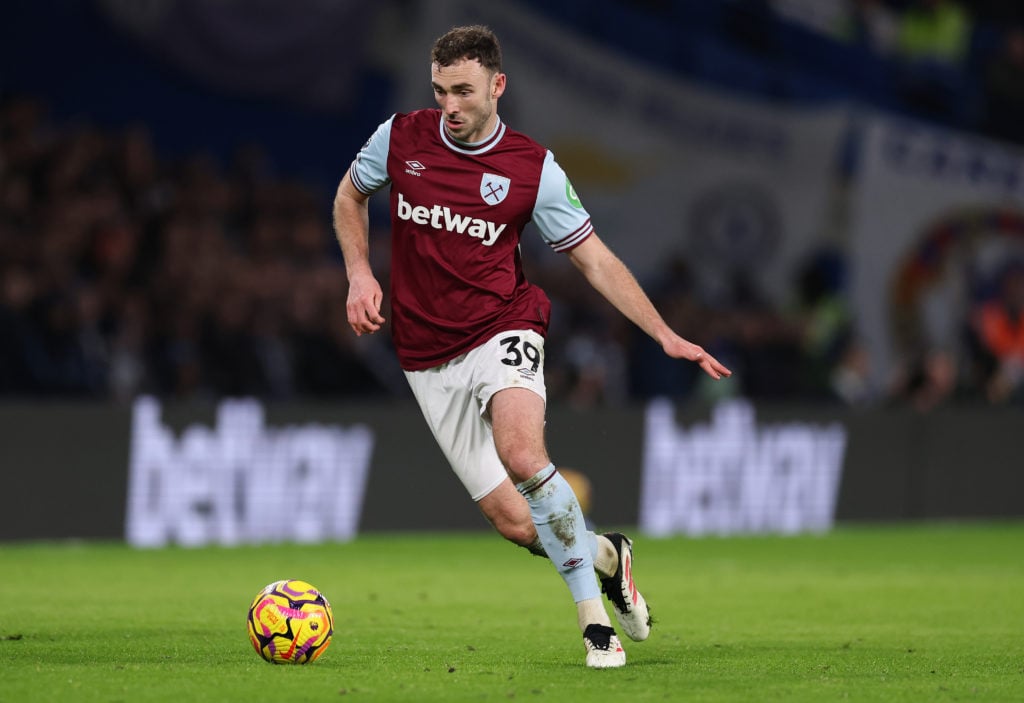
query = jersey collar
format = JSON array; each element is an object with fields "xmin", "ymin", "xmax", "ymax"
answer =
[{"xmin": 438, "ymin": 114, "xmax": 506, "ymax": 155}]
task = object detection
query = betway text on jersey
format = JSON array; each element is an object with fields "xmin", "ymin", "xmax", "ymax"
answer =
[{"xmin": 397, "ymin": 193, "xmax": 507, "ymax": 246}]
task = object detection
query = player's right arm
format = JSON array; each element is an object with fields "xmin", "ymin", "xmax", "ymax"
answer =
[
  {"xmin": 333, "ymin": 116, "xmax": 396, "ymax": 336},
  {"xmin": 334, "ymin": 170, "xmax": 385, "ymax": 336}
]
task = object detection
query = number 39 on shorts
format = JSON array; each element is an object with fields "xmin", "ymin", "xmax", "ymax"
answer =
[{"xmin": 499, "ymin": 335, "xmax": 542, "ymax": 372}]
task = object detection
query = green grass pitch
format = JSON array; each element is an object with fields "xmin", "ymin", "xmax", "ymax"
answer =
[{"xmin": 1, "ymin": 523, "xmax": 1022, "ymax": 702}]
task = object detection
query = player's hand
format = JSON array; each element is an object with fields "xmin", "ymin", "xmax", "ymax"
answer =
[
  {"xmin": 691, "ymin": 346, "xmax": 732, "ymax": 380},
  {"xmin": 346, "ymin": 273, "xmax": 386, "ymax": 336},
  {"xmin": 664, "ymin": 336, "xmax": 732, "ymax": 380}
]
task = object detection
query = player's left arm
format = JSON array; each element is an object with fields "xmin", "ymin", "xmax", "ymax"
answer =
[{"xmin": 566, "ymin": 234, "xmax": 731, "ymax": 380}]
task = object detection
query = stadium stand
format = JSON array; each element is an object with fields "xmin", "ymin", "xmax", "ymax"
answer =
[{"xmin": 2, "ymin": 0, "xmax": 1022, "ymax": 407}]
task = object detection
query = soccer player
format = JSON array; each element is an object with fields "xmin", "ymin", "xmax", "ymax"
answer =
[{"xmin": 333, "ymin": 25, "xmax": 731, "ymax": 668}]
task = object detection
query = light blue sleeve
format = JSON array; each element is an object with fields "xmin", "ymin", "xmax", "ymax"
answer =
[
  {"xmin": 348, "ymin": 115, "xmax": 395, "ymax": 195},
  {"xmin": 531, "ymin": 150, "xmax": 594, "ymax": 252}
]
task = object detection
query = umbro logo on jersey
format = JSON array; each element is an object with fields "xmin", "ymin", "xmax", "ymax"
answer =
[{"xmin": 405, "ymin": 160, "xmax": 426, "ymax": 177}]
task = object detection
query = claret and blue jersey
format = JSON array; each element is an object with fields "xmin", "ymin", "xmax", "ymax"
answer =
[{"xmin": 348, "ymin": 108, "xmax": 593, "ymax": 371}]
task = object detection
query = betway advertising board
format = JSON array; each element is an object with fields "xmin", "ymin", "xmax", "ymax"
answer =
[
  {"xmin": 1, "ymin": 399, "xmax": 1021, "ymax": 544},
  {"xmin": 639, "ymin": 399, "xmax": 847, "ymax": 537},
  {"xmin": 125, "ymin": 398, "xmax": 374, "ymax": 547}
]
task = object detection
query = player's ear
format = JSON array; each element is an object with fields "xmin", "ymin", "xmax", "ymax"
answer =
[{"xmin": 491, "ymin": 72, "xmax": 506, "ymax": 99}]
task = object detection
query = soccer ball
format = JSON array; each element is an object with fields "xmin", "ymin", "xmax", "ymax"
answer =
[{"xmin": 246, "ymin": 579, "xmax": 334, "ymax": 664}]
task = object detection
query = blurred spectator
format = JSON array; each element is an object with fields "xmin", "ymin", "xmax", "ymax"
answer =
[
  {"xmin": 0, "ymin": 264, "xmax": 39, "ymax": 393},
  {"xmin": 791, "ymin": 249, "xmax": 861, "ymax": 401},
  {"xmin": 723, "ymin": 271, "xmax": 804, "ymax": 399},
  {"xmin": 895, "ymin": 0, "xmax": 971, "ymax": 62},
  {"xmin": 560, "ymin": 314, "xmax": 629, "ymax": 410},
  {"xmin": 892, "ymin": 0, "xmax": 974, "ymax": 124},
  {"xmin": 830, "ymin": 340, "xmax": 873, "ymax": 406},
  {"xmin": 890, "ymin": 347, "xmax": 959, "ymax": 411},
  {"xmin": 107, "ymin": 292, "xmax": 150, "ymax": 401},
  {"xmin": 887, "ymin": 278, "xmax": 968, "ymax": 411},
  {"xmin": 970, "ymin": 260, "xmax": 1024, "ymax": 403}
]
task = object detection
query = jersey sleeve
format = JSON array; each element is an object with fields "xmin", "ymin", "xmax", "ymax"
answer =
[
  {"xmin": 348, "ymin": 115, "xmax": 395, "ymax": 195},
  {"xmin": 530, "ymin": 150, "xmax": 594, "ymax": 252}
]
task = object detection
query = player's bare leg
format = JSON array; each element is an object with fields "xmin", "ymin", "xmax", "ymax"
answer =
[
  {"xmin": 476, "ymin": 480, "xmax": 542, "ymax": 551},
  {"xmin": 490, "ymin": 388, "xmax": 625, "ymax": 667}
]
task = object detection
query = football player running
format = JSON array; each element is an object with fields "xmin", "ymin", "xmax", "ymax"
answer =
[{"xmin": 333, "ymin": 25, "xmax": 731, "ymax": 668}]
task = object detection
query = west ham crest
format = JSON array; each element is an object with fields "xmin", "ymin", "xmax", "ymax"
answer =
[{"xmin": 480, "ymin": 173, "xmax": 510, "ymax": 206}]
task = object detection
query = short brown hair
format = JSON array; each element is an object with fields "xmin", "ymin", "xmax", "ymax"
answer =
[{"xmin": 430, "ymin": 25, "xmax": 502, "ymax": 74}]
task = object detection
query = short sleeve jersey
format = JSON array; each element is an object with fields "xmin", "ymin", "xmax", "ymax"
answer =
[{"xmin": 349, "ymin": 109, "xmax": 593, "ymax": 370}]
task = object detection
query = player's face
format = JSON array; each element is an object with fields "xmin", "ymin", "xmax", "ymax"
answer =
[{"xmin": 431, "ymin": 59, "xmax": 506, "ymax": 143}]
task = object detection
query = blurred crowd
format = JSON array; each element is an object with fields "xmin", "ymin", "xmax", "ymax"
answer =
[
  {"xmin": 773, "ymin": 0, "xmax": 1024, "ymax": 141},
  {"xmin": 2, "ymin": 93, "xmax": 1022, "ymax": 409},
  {"xmin": 0, "ymin": 96, "xmax": 399, "ymax": 401}
]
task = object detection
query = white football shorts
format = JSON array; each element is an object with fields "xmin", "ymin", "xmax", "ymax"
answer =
[{"xmin": 404, "ymin": 329, "xmax": 547, "ymax": 501}]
